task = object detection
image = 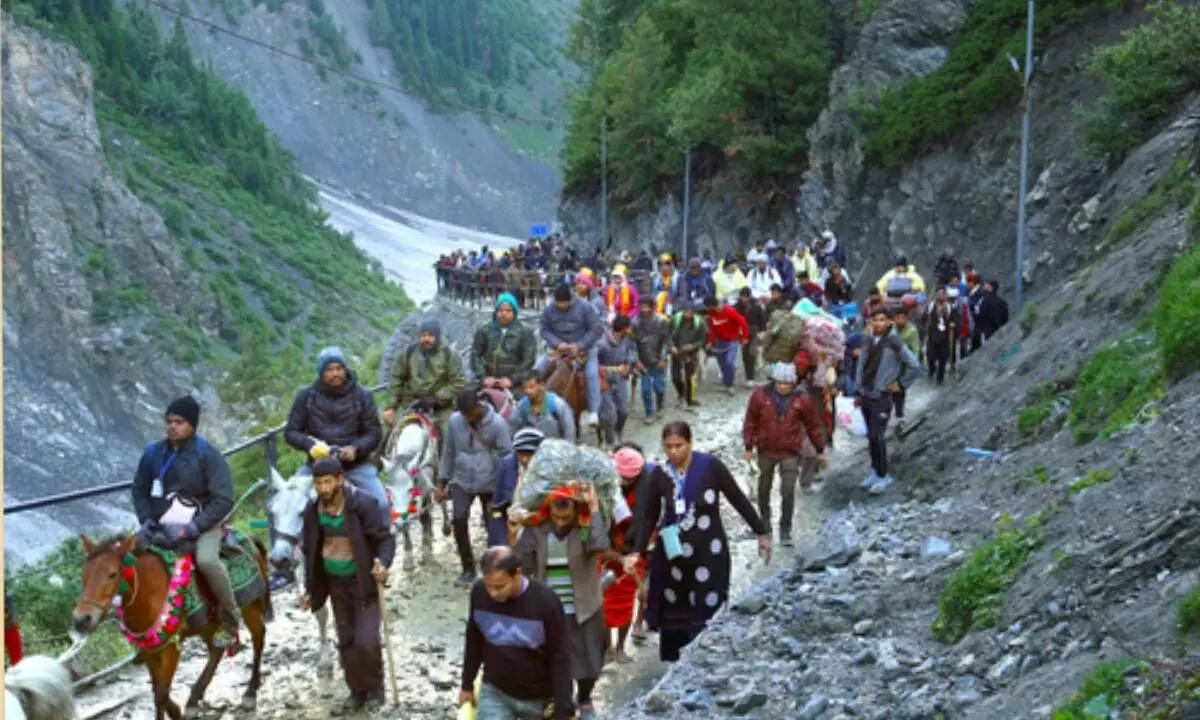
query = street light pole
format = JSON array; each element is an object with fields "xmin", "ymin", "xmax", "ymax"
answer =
[
  {"xmin": 600, "ymin": 115, "xmax": 608, "ymax": 250},
  {"xmin": 682, "ymin": 138, "xmax": 691, "ymax": 261},
  {"xmin": 1013, "ymin": 0, "xmax": 1035, "ymax": 318}
]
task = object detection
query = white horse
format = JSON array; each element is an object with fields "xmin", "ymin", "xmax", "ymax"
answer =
[
  {"xmin": 379, "ymin": 412, "xmax": 449, "ymax": 570},
  {"xmin": 4, "ymin": 655, "xmax": 76, "ymax": 720},
  {"xmin": 264, "ymin": 467, "xmax": 335, "ymax": 678}
]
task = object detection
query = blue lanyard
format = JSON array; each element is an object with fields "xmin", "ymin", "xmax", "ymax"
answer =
[
  {"xmin": 159, "ymin": 449, "xmax": 178, "ymax": 482},
  {"xmin": 665, "ymin": 463, "xmax": 689, "ymax": 502}
]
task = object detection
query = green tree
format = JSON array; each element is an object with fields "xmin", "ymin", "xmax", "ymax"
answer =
[{"xmin": 367, "ymin": 0, "xmax": 393, "ymax": 46}]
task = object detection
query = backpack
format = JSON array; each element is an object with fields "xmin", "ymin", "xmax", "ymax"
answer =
[
  {"xmin": 142, "ymin": 434, "xmax": 209, "ymax": 481},
  {"xmin": 519, "ymin": 392, "xmax": 558, "ymax": 423},
  {"xmin": 763, "ymin": 313, "xmax": 806, "ymax": 363}
]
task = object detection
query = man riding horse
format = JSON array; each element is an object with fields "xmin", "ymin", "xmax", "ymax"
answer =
[
  {"xmin": 383, "ymin": 318, "xmax": 468, "ymax": 439},
  {"xmin": 131, "ymin": 396, "xmax": 239, "ymax": 648},
  {"xmin": 535, "ymin": 284, "xmax": 604, "ymax": 429},
  {"xmin": 471, "ymin": 292, "xmax": 537, "ymax": 399}
]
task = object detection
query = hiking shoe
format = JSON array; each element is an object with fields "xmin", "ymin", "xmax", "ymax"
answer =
[
  {"xmin": 725, "ymin": 386, "xmax": 736, "ymax": 397},
  {"xmin": 861, "ymin": 471, "xmax": 880, "ymax": 489},
  {"xmin": 581, "ymin": 411, "xmax": 599, "ymax": 427},
  {"xmin": 455, "ymin": 571, "xmax": 477, "ymax": 588},
  {"xmin": 868, "ymin": 475, "xmax": 894, "ymax": 495},
  {"xmin": 644, "ymin": 416, "xmax": 656, "ymax": 425},
  {"xmin": 780, "ymin": 533, "xmax": 793, "ymax": 548}
]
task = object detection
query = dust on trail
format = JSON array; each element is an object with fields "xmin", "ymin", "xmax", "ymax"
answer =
[{"xmin": 77, "ymin": 375, "xmax": 937, "ymax": 720}]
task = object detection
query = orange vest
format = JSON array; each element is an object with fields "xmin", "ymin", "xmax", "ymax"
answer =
[
  {"xmin": 606, "ymin": 284, "xmax": 632, "ymax": 314},
  {"xmin": 655, "ymin": 290, "xmax": 670, "ymax": 317}
]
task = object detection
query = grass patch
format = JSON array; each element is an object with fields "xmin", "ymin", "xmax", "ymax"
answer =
[
  {"xmin": 1080, "ymin": 0, "xmax": 1200, "ymax": 156},
  {"xmin": 1178, "ymin": 585, "xmax": 1200, "ymax": 636},
  {"xmin": 1019, "ymin": 300, "xmax": 1038, "ymax": 337},
  {"xmin": 1068, "ymin": 467, "xmax": 1114, "ymax": 495},
  {"xmin": 932, "ymin": 502, "xmax": 1059, "ymax": 643},
  {"xmin": 1017, "ymin": 383, "xmax": 1057, "ymax": 436},
  {"xmin": 1067, "ymin": 335, "xmax": 1164, "ymax": 444},
  {"xmin": 1152, "ymin": 237, "xmax": 1200, "ymax": 382},
  {"xmin": 1098, "ymin": 155, "xmax": 1196, "ymax": 252},
  {"xmin": 1052, "ymin": 659, "xmax": 1140, "ymax": 720},
  {"xmin": 866, "ymin": 0, "xmax": 1125, "ymax": 166}
]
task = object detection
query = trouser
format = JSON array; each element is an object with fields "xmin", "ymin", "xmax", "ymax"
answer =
[
  {"xmin": 800, "ymin": 456, "xmax": 819, "ymax": 489},
  {"xmin": 477, "ymin": 682, "xmax": 551, "ymax": 720},
  {"xmin": 756, "ymin": 456, "xmax": 799, "ymax": 537},
  {"xmin": 605, "ymin": 370, "xmax": 630, "ymax": 442},
  {"xmin": 328, "ymin": 579, "xmax": 384, "ymax": 696},
  {"xmin": 712, "ymin": 340, "xmax": 738, "ymax": 387},
  {"xmin": 485, "ymin": 504, "xmax": 510, "ymax": 547},
  {"xmin": 452, "ymin": 485, "xmax": 492, "ymax": 573},
  {"xmin": 641, "ymin": 366, "xmax": 667, "ymax": 415},
  {"xmin": 927, "ymin": 342, "xmax": 950, "ymax": 384},
  {"xmin": 742, "ymin": 336, "xmax": 759, "ymax": 381},
  {"xmin": 298, "ymin": 463, "xmax": 389, "ymax": 510},
  {"xmin": 534, "ymin": 348, "xmax": 601, "ymax": 414},
  {"xmin": 671, "ymin": 353, "xmax": 698, "ymax": 403},
  {"xmin": 195, "ymin": 527, "xmax": 240, "ymax": 623},
  {"xmin": 893, "ymin": 386, "xmax": 907, "ymax": 420},
  {"xmin": 863, "ymin": 395, "xmax": 894, "ymax": 478}
]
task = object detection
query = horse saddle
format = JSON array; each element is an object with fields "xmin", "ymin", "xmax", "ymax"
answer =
[{"xmin": 398, "ymin": 411, "xmax": 437, "ymax": 437}]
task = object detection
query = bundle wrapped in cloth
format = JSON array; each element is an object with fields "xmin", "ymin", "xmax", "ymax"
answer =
[
  {"xmin": 792, "ymin": 299, "xmax": 847, "ymax": 379},
  {"xmin": 515, "ymin": 439, "xmax": 621, "ymax": 527}
]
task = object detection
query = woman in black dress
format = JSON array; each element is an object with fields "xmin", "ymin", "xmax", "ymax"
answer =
[{"xmin": 623, "ymin": 421, "xmax": 771, "ymax": 662}]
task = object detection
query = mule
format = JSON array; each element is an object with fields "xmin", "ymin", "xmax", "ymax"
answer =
[
  {"xmin": 379, "ymin": 411, "xmax": 450, "ymax": 569},
  {"xmin": 73, "ymin": 533, "xmax": 272, "ymax": 720},
  {"xmin": 4, "ymin": 655, "xmax": 75, "ymax": 720},
  {"xmin": 545, "ymin": 353, "xmax": 619, "ymax": 448},
  {"xmin": 264, "ymin": 467, "xmax": 336, "ymax": 678}
]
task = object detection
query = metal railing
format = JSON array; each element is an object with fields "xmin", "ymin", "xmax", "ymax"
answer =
[
  {"xmin": 3, "ymin": 383, "xmax": 391, "ymax": 692},
  {"xmin": 432, "ymin": 264, "xmax": 658, "ymax": 309}
]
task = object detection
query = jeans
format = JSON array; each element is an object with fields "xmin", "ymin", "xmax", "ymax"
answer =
[
  {"xmin": 605, "ymin": 370, "xmax": 630, "ymax": 443},
  {"xmin": 534, "ymin": 347, "xmax": 601, "ymax": 414},
  {"xmin": 195, "ymin": 526, "xmax": 239, "ymax": 621},
  {"xmin": 712, "ymin": 340, "xmax": 738, "ymax": 387},
  {"xmin": 641, "ymin": 366, "xmax": 667, "ymax": 414},
  {"xmin": 671, "ymin": 353, "xmax": 698, "ymax": 403},
  {"xmin": 476, "ymin": 682, "xmax": 551, "ymax": 720},
  {"xmin": 862, "ymin": 394, "xmax": 894, "ymax": 477},
  {"xmin": 452, "ymin": 485, "xmax": 492, "ymax": 573},
  {"xmin": 756, "ymin": 456, "xmax": 799, "ymax": 536},
  {"xmin": 298, "ymin": 463, "xmax": 389, "ymax": 509}
]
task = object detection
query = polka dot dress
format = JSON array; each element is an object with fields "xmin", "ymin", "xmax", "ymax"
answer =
[{"xmin": 662, "ymin": 480, "xmax": 731, "ymax": 615}]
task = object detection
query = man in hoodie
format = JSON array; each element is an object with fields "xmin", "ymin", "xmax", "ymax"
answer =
[
  {"xmin": 439, "ymin": 390, "xmax": 514, "ymax": 585},
  {"xmin": 791, "ymin": 244, "xmax": 819, "ymax": 287},
  {"xmin": 384, "ymin": 318, "xmax": 468, "ymax": 440},
  {"xmin": 672, "ymin": 258, "xmax": 716, "ymax": 310},
  {"xmin": 735, "ymin": 287, "xmax": 766, "ymax": 386},
  {"xmin": 703, "ymin": 294, "xmax": 751, "ymax": 396},
  {"xmin": 771, "ymin": 245, "xmax": 797, "ymax": 298},
  {"xmin": 976, "ymin": 279, "xmax": 1011, "ymax": 345},
  {"xmin": 933, "ymin": 248, "xmax": 960, "ymax": 287},
  {"xmin": 875, "ymin": 256, "xmax": 927, "ymax": 301},
  {"xmin": 471, "ymin": 293, "xmax": 537, "ymax": 395},
  {"xmin": 855, "ymin": 308, "xmax": 922, "ymax": 494},
  {"xmin": 823, "ymin": 262, "xmax": 854, "ymax": 305},
  {"xmin": 670, "ymin": 303, "xmax": 706, "ymax": 408},
  {"xmin": 597, "ymin": 315, "xmax": 639, "ymax": 446},
  {"xmin": 536, "ymin": 284, "xmax": 604, "ymax": 428},
  {"xmin": 631, "ymin": 296, "xmax": 672, "ymax": 422},
  {"xmin": 714, "ymin": 255, "xmax": 749, "ymax": 304},
  {"xmin": 510, "ymin": 371, "xmax": 577, "ymax": 443},
  {"xmin": 286, "ymin": 346, "xmax": 388, "ymax": 508},
  {"xmin": 742, "ymin": 363, "xmax": 826, "ymax": 547},
  {"xmin": 488, "ymin": 428, "xmax": 546, "ymax": 547},
  {"xmin": 815, "ymin": 230, "xmax": 846, "ymax": 271}
]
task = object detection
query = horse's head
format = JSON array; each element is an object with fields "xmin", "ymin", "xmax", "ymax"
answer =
[
  {"xmin": 382, "ymin": 422, "xmax": 433, "ymax": 504},
  {"xmin": 73, "ymin": 534, "xmax": 135, "ymax": 635},
  {"xmin": 266, "ymin": 467, "xmax": 315, "ymax": 569}
]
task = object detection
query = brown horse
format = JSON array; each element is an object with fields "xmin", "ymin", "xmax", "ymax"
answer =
[
  {"xmin": 544, "ymin": 353, "xmax": 614, "ymax": 446},
  {"xmin": 72, "ymin": 534, "xmax": 272, "ymax": 720}
]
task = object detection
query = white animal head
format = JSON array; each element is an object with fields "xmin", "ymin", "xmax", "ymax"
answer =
[
  {"xmin": 266, "ymin": 466, "xmax": 315, "ymax": 566},
  {"xmin": 4, "ymin": 654, "xmax": 76, "ymax": 720},
  {"xmin": 382, "ymin": 422, "xmax": 436, "ymax": 522}
]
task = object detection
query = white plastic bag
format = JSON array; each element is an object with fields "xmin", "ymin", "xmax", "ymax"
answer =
[{"xmin": 835, "ymin": 395, "xmax": 868, "ymax": 438}]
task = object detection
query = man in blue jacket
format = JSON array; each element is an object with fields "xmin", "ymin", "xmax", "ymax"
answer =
[
  {"xmin": 487, "ymin": 427, "xmax": 546, "ymax": 547},
  {"xmin": 131, "ymin": 396, "xmax": 240, "ymax": 648},
  {"xmin": 284, "ymin": 347, "xmax": 387, "ymax": 508},
  {"xmin": 535, "ymin": 284, "xmax": 603, "ymax": 429}
]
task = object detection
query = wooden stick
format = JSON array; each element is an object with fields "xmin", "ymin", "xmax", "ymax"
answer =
[{"xmin": 376, "ymin": 565, "xmax": 400, "ymax": 707}]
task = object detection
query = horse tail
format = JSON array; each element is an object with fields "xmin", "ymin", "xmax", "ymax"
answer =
[
  {"xmin": 251, "ymin": 537, "xmax": 275, "ymax": 623},
  {"xmin": 5, "ymin": 654, "xmax": 76, "ymax": 719}
]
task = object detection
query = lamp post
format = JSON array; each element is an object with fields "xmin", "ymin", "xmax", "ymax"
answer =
[
  {"xmin": 682, "ymin": 138, "xmax": 692, "ymax": 261},
  {"xmin": 1008, "ymin": 0, "xmax": 1036, "ymax": 318},
  {"xmin": 600, "ymin": 116, "xmax": 608, "ymax": 250}
]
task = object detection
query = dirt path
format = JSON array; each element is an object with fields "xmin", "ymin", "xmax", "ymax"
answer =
[{"xmin": 77, "ymin": 373, "xmax": 937, "ymax": 720}]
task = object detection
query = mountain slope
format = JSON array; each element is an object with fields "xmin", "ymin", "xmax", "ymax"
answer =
[
  {"xmin": 2, "ymin": 2, "xmax": 411, "ymax": 562},
  {"xmin": 147, "ymin": 0, "xmax": 578, "ymax": 238}
]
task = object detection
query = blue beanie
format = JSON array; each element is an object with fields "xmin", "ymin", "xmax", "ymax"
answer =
[
  {"xmin": 316, "ymin": 346, "xmax": 347, "ymax": 375},
  {"xmin": 419, "ymin": 318, "xmax": 442, "ymax": 339}
]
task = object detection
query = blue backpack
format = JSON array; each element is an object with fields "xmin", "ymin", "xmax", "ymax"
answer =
[{"xmin": 519, "ymin": 392, "xmax": 558, "ymax": 423}]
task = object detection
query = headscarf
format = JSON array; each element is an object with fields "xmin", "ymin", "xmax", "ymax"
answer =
[
  {"xmin": 611, "ymin": 447, "xmax": 645, "ymax": 479},
  {"xmin": 533, "ymin": 485, "xmax": 593, "ymax": 539}
]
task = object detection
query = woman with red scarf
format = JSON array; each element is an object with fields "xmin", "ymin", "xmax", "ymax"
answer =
[{"xmin": 602, "ymin": 445, "xmax": 654, "ymax": 663}]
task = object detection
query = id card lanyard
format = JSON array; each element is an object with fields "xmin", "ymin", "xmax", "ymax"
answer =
[
  {"xmin": 150, "ymin": 447, "xmax": 178, "ymax": 498},
  {"xmin": 665, "ymin": 463, "xmax": 689, "ymax": 519}
]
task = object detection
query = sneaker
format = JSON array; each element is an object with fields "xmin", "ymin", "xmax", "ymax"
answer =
[
  {"xmin": 861, "ymin": 471, "xmax": 881, "ymax": 489},
  {"xmin": 581, "ymin": 411, "xmax": 599, "ymax": 427},
  {"xmin": 780, "ymin": 534, "xmax": 794, "ymax": 548},
  {"xmin": 725, "ymin": 386, "xmax": 736, "ymax": 397},
  {"xmin": 644, "ymin": 416, "xmax": 656, "ymax": 426},
  {"xmin": 868, "ymin": 475, "xmax": 894, "ymax": 495},
  {"xmin": 455, "ymin": 570, "xmax": 477, "ymax": 587}
]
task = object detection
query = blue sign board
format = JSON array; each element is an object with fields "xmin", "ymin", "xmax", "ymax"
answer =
[{"xmin": 529, "ymin": 223, "xmax": 549, "ymax": 238}]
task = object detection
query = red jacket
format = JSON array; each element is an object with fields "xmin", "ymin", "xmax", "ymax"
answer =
[
  {"xmin": 742, "ymin": 385, "xmax": 826, "ymax": 459},
  {"xmin": 706, "ymin": 305, "xmax": 750, "ymax": 345}
]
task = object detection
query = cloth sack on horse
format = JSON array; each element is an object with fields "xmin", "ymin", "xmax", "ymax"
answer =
[
  {"xmin": 792, "ymin": 299, "xmax": 846, "ymax": 381},
  {"xmin": 514, "ymin": 439, "xmax": 621, "ymax": 528}
]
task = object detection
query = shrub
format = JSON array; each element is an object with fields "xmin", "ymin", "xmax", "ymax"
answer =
[
  {"xmin": 1178, "ymin": 584, "xmax": 1200, "ymax": 636},
  {"xmin": 1152, "ymin": 238, "xmax": 1200, "ymax": 381},
  {"xmin": 1067, "ymin": 336, "xmax": 1164, "ymax": 443},
  {"xmin": 1051, "ymin": 660, "xmax": 1140, "ymax": 720}
]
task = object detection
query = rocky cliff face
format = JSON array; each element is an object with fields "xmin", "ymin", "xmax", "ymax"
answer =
[
  {"xmin": 1, "ymin": 19, "xmax": 231, "ymax": 560},
  {"xmin": 153, "ymin": 0, "xmax": 568, "ymax": 238},
  {"xmin": 558, "ymin": 1, "xmax": 1175, "ymax": 294}
]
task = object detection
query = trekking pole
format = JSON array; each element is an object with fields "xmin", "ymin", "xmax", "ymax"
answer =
[{"xmin": 375, "ymin": 566, "xmax": 400, "ymax": 707}]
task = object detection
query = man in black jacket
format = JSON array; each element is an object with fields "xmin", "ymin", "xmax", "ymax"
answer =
[
  {"xmin": 976, "ymin": 280, "xmax": 1011, "ymax": 344},
  {"xmin": 734, "ymin": 287, "xmax": 766, "ymax": 386},
  {"xmin": 132, "ymin": 396, "xmax": 240, "ymax": 647},
  {"xmin": 300, "ymin": 457, "xmax": 395, "ymax": 713},
  {"xmin": 284, "ymin": 346, "xmax": 387, "ymax": 508}
]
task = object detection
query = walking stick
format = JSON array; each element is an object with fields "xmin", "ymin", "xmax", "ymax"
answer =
[{"xmin": 375, "ymin": 564, "xmax": 400, "ymax": 707}]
